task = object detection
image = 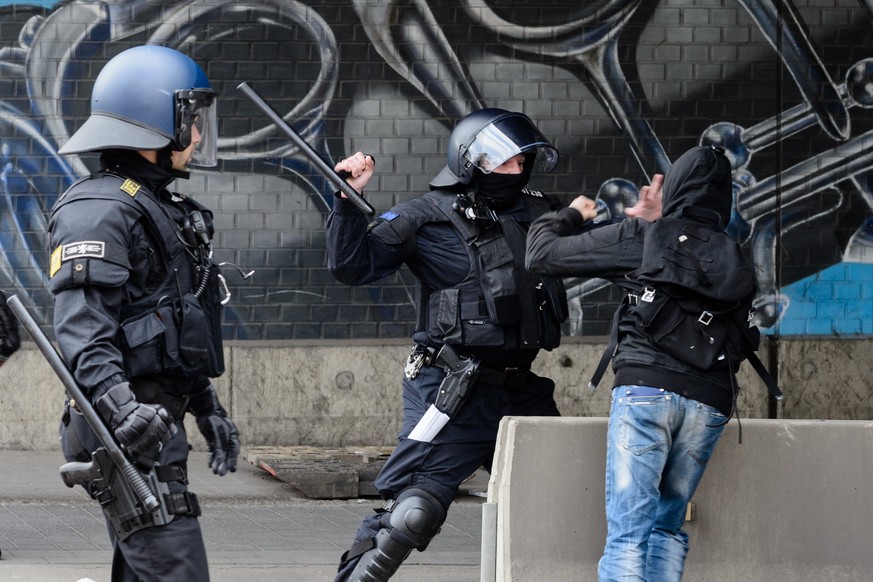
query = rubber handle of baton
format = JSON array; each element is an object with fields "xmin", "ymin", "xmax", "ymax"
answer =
[{"xmin": 122, "ymin": 462, "xmax": 160, "ymax": 512}]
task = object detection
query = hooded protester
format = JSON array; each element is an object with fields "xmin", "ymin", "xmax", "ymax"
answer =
[{"xmin": 526, "ymin": 144, "xmax": 751, "ymax": 581}]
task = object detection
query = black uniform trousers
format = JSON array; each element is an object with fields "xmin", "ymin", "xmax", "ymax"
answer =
[
  {"xmin": 61, "ymin": 410, "xmax": 209, "ymax": 582},
  {"xmin": 334, "ymin": 362, "xmax": 559, "ymax": 581}
]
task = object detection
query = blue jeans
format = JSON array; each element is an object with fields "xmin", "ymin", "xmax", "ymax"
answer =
[{"xmin": 598, "ymin": 385, "xmax": 727, "ymax": 582}]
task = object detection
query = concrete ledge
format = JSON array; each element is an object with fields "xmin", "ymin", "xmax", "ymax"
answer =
[
  {"xmin": 1, "ymin": 337, "xmax": 870, "ymax": 450},
  {"xmin": 483, "ymin": 416, "xmax": 873, "ymax": 582}
]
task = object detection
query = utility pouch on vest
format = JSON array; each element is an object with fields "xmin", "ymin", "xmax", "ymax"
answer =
[
  {"xmin": 631, "ymin": 287, "xmax": 729, "ymax": 371},
  {"xmin": 426, "ymin": 288, "xmax": 507, "ymax": 347},
  {"xmin": 476, "ymin": 236, "xmax": 521, "ymax": 325},
  {"xmin": 427, "ymin": 288, "xmax": 462, "ymax": 344},
  {"xmin": 178, "ymin": 293, "xmax": 209, "ymax": 370},
  {"xmin": 120, "ymin": 290, "xmax": 224, "ymax": 379},
  {"xmin": 195, "ymin": 265, "xmax": 226, "ymax": 376},
  {"xmin": 536, "ymin": 277, "xmax": 568, "ymax": 351},
  {"xmin": 119, "ymin": 303, "xmax": 178, "ymax": 378}
]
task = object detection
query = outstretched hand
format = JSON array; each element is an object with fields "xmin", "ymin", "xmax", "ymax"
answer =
[
  {"xmin": 335, "ymin": 152, "xmax": 375, "ymax": 196},
  {"xmin": 625, "ymin": 173, "xmax": 664, "ymax": 221}
]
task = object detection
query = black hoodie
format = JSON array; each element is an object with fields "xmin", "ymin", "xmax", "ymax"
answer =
[
  {"xmin": 661, "ymin": 144, "xmax": 733, "ymax": 230},
  {"xmin": 525, "ymin": 145, "xmax": 747, "ymax": 416}
]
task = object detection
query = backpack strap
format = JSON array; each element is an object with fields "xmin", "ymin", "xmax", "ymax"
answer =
[
  {"xmin": 588, "ymin": 294, "xmax": 632, "ymax": 391},
  {"xmin": 745, "ymin": 351, "xmax": 783, "ymax": 400}
]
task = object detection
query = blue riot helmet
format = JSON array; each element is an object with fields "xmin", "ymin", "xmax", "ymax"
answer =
[
  {"xmin": 429, "ymin": 108, "xmax": 558, "ymax": 189},
  {"xmin": 58, "ymin": 45, "xmax": 219, "ymax": 167}
]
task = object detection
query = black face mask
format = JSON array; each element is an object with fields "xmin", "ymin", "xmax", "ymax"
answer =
[{"xmin": 474, "ymin": 171, "xmax": 529, "ymax": 209}]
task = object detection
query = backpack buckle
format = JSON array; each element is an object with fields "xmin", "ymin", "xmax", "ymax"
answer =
[
  {"xmin": 641, "ymin": 287, "xmax": 656, "ymax": 302},
  {"xmin": 698, "ymin": 311, "xmax": 713, "ymax": 326}
]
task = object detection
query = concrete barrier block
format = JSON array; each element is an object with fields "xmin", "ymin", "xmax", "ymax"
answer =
[{"xmin": 485, "ymin": 416, "xmax": 873, "ymax": 582}]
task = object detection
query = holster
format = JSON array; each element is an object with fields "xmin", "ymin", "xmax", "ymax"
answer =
[
  {"xmin": 60, "ymin": 447, "xmax": 172, "ymax": 541},
  {"xmin": 432, "ymin": 344, "xmax": 480, "ymax": 417}
]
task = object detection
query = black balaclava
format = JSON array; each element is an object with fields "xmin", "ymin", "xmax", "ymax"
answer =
[{"xmin": 472, "ymin": 153, "xmax": 535, "ymax": 210}]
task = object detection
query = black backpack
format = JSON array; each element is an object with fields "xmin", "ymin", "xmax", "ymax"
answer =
[{"xmin": 589, "ymin": 215, "xmax": 782, "ymax": 401}]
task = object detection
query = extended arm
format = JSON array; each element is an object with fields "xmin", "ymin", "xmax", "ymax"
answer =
[
  {"xmin": 326, "ymin": 153, "xmax": 414, "ymax": 286},
  {"xmin": 525, "ymin": 204, "xmax": 647, "ymax": 280}
]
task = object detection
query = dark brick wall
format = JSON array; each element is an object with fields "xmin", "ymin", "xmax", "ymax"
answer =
[{"xmin": 1, "ymin": 0, "xmax": 871, "ymax": 339}]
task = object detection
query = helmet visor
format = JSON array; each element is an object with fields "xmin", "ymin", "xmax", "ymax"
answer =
[
  {"xmin": 176, "ymin": 89, "xmax": 218, "ymax": 167},
  {"xmin": 462, "ymin": 116, "xmax": 558, "ymax": 175}
]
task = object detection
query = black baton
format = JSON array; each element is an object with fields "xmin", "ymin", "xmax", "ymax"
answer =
[
  {"xmin": 237, "ymin": 81, "xmax": 375, "ymax": 217},
  {"xmin": 6, "ymin": 294, "xmax": 161, "ymax": 512}
]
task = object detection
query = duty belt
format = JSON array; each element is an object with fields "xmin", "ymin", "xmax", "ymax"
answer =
[
  {"xmin": 405, "ymin": 344, "xmax": 529, "ymax": 391},
  {"xmin": 474, "ymin": 365, "xmax": 530, "ymax": 390}
]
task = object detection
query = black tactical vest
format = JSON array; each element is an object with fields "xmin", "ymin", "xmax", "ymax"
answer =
[
  {"xmin": 50, "ymin": 173, "xmax": 225, "ymax": 379},
  {"xmin": 371, "ymin": 190, "xmax": 568, "ymax": 351}
]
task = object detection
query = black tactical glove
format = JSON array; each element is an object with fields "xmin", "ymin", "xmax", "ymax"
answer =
[
  {"xmin": 95, "ymin": 382, "xmax": 174, "ymax": 463},
  {"xmin": 0, "ymin": 292, "xmax": 20, "ymax": 363},
  {"xmin": 189, "ymin": 383, "xmax": 240, "ymax": 476}
]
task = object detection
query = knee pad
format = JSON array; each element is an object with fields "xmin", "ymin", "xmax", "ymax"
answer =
[
  {"xmin": 384, "ymin": 487, "xmax": 446, "ymax": 550},
  {"xmin": 347, "ymin": 487, "xmax": 446, "ymax": 582}
]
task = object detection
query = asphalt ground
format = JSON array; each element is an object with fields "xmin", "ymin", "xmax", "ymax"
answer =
[{"xmin": 0, "ymin": 450, "xmax": 487, "ymax": 582}]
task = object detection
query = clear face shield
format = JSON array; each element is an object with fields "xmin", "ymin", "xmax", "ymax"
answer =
[
  {"xmin": 461, "ymin": 116, "xmax": 558, "ymax": 175},
  {"xmin": 175, "ymin": 89, "xmax": 218, "ymax": 167}
]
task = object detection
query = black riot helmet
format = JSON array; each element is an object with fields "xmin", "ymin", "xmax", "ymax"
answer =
[{"xmin": 430, "ymin": 108, "xmax": 559, "ymax": 189}]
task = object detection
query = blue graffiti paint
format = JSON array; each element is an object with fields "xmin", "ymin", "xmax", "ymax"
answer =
[
  {"xmin": 0, "ymin": 1, "xmax": 55, "ymax": 6},
  {"xmin": 763, "ymin": 262, "xmax": 873, "ymax": 336}
]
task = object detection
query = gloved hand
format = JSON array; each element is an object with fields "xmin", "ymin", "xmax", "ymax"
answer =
[
  {"xmin": 95, "ymin": 382, "xmax": 175, "ymax": 461},
  {"xmin": 189, "ymin": 383, "xmax": 240, "ymax": 476}
]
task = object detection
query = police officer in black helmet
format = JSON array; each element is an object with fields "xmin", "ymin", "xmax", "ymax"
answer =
[
  {"xmin": 50, "ymin": 45, "xmax": 239, "ymax": 581},
  {"xmin": 327, "ymin": 109, "xmax": 568, "ymax": 581}
]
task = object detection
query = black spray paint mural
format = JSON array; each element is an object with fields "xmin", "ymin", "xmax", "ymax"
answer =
[{"xmin": 0, "ymin": 0, "xmax": 871, "ymax": 340}]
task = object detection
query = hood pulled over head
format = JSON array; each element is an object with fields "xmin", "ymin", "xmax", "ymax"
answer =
[{"xmin": 660, "ymin": 145, "xmax": 733, "ymax": 230}]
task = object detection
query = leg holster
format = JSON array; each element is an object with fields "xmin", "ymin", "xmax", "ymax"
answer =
[{"xmin": 345, "ymin": 487, "xmax": 446, "ymax": 582}]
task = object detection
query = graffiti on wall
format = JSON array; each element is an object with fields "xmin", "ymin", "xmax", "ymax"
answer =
[{"xmin": 0, "ymin": 0, "xmax": 871, "ymax": 338}]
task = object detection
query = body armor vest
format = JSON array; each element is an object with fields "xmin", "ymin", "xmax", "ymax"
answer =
[
  {"xmin": 374, "ymin": 190, "xmax": 568, "ymax": 351},
  {"xmin": 51, "ymin": 173, "xmax": 225, "ymax": 379}
]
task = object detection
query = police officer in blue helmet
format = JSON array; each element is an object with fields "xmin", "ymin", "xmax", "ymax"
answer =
[
  {"xmin": 51, "ymin": 45, "xmax": 238, "ymax": 581},
  {"xmin": 326, "ymin": 108, "xmax": 568, "ymax": 581}
]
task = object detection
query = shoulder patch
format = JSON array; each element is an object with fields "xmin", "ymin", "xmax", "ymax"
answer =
[
  {"xmin": 522, "ymin": 188, "xmax": 544, "ymax": 198},
  {"xmin": 63, "ymin": 241, "xmax": 105, "ymax": 261},
  {"xmin": 51, "ymin": 241, "xmax": 106, "ymax": 277},
  {"xmin": 379, "ymin": 210, "xmax": 399, "ymax": 221},
  {"xmin": 120, "ymin": 179, "xmax": 141, "ymax": 197}
]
